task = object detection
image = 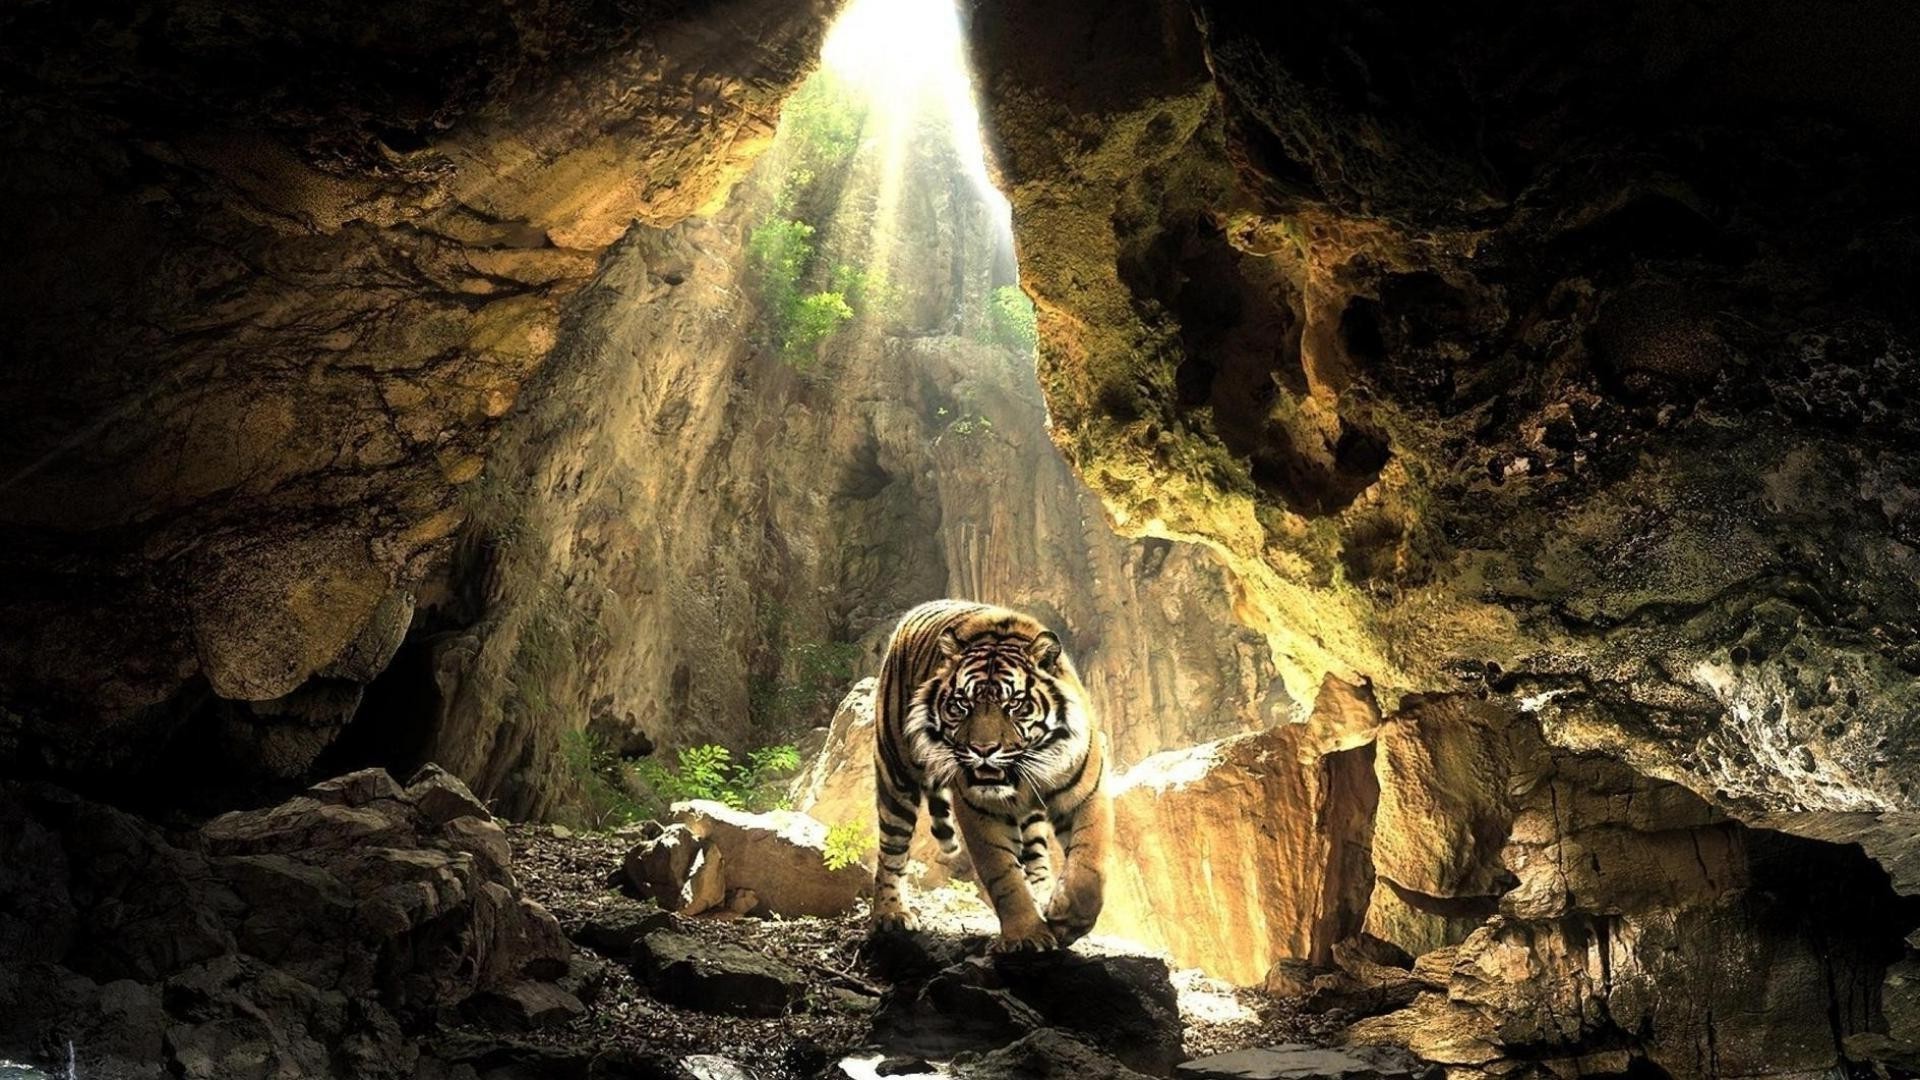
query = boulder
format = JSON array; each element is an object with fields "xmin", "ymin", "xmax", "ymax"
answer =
[
  {"xmin": 860, "ymin": 928, "xmax": 993, "ymax": 985},
  {"xmin": 622, "ymin": 824, "xmax": 727, "ymax": 916},
  {"xmin": 873, "ymin": 951, "xmax": 1182, "ymax": 1073},
  {"xmin": 672, "ymin": 801, "xmax": 867, "ymax": 917},
  {"xmin": 406, "ymin": 763, "xmax": 494, "ymax": 826},
  {"xmin": 0, "ymin": 770, "xmax": 576, "ymax": 1079},
  {"xmin": 573, "ymin": 902, "xmax": 682, "ymax": 958},
  {"xmin": 1176, "ymin": 1046, "xmax": 1439, "ymax": 1080},
  {"xmin": 633, "ymin": 929, "xmax": 805, "ymax": 1018},
  {"xmin": 462, "ymin": 980, "xmax": 587, "ymax": 1031},
  {"xmin": 949, "ymin": 1029, "xmax": 1155, "ymax": 1080},
  {"xmin": 1102, "ymin": 714, "xmax": 1378, "ymax": 985},
  {"xmin": 682, "ymin": 1057, "xmax": 754, "ymax": 1080}
]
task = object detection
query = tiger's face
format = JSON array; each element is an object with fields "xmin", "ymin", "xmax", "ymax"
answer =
[{"xmin": 915, "ymin": 627, "xmax": 1078, "ymax": 793}]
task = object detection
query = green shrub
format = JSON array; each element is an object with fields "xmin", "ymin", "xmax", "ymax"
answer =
[
  {"xmin": 786, "ymin": 291, "xmax": 855, "ymax": 361},
  {"xmin": 750, "ymin": 637, "xmax": 861, "ymax": 738},
  {"xmin": 560, "ymin": 728, "xmax": 647, "ymax": 830},
  {"xmin": 823, "ymin": 821, "xmax": 875, "ymax": 872},
  {"xmin": 634, "ymin": 743, "xmax": 801, "ymax": 813},
  {"xmin": 986, "ymin": 284, "xmax": 1037, "ymax": 352},
  {"xmin": 746, "ymin": 217, "xmax": 816, "ymax": 325}
]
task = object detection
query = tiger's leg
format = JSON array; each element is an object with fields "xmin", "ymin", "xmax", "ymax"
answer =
[
  {"xmin": 955, "ymin": 801, "xmax": 1057, "ymax": 952},
  {"xmin": 1045, "ymin": 774, "xmax": 1111, "ymax": 946},
  {"xmin": 927, "ymin": 788, "xmax": 973, "ymax": 880},
  {"xmin": 871, "ymin": 758, "xmax": 921, "ymax": 931},
  {"xmin": 1017, "ymin": 809, "xmax": 1055, "ymax": 905}
]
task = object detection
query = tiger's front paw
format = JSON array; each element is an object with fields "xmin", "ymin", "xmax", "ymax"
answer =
[
  {"xmin": 1044, "ymin": 890, "xmax": 1099, "ymax": 946},
  {"xmin": 989, "ymin": 921, "xmax": 1059, "ymax": 953},
  {"xmin": 870, "ymin": 902, "xmax": 918, "ymax": 934}
]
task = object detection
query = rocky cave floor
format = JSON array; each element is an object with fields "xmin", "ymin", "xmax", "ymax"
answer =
[{"xmin": 475, "ymin": 822, "xmax": 1329, "ymax": 1079}]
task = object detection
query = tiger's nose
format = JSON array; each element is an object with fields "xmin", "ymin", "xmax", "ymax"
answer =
[{"xmin": 969, "ymin": 742, "xmax": 1001, "ymax": 757}]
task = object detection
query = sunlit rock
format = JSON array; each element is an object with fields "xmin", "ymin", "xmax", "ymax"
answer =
[
  {"xmin": 0, "ymin": 0, "xmax": 844, "ymax": 799},
  {"xmin": 1104, "ymin": 724, "xmax": 1377, "ymax": 986},
  {"xmin": 622, "ymin": 823, "xmax": 728, "ymax": 917},
  {"xmin": 673, "ymin": 800, "xmax": 868, "ymax": 918}
]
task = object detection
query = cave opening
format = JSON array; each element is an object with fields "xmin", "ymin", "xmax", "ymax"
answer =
[{"xmin": 6, "ymin": 0, "xmax": 1920, "ymax": 1077}]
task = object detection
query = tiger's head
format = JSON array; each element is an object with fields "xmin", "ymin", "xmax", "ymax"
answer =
[{"xmin": 911, "ymin": 625, "xmax": 1085, "ymax": 796}]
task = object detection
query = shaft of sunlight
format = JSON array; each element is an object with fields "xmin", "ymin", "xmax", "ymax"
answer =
[{"xmin": 817, "ymin": 0, "xmax": 1007, "ymax": 217}]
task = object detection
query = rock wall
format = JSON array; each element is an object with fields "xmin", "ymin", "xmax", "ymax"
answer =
[
  {"xmin": 1098, "ymin": 678, "xmax": 1916, "ymax": 1076},
  {"xmin": 963, "ymin": 0, "xmax": 1920, "ymax": 1071},
  {"xmin": 966, "ymin": 0, "xmax": 1920, "ymax": 821},
  {"xmin": 0, "ymin": 0, "xmax": 840, "ymax": 801},
  {"xmin": 0, "ymin": 768, "xmax": 583, "ymax": 1079},
  {"xmin": 401, "ymin": 84, "xmax": 1278, "ymax": 819}
]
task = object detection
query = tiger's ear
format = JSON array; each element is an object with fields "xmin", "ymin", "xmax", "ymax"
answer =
[
  {"xmin": 937, "ymin": 627, "xmax": 965, "ymax": 659},
  {"xmin": 1028, "ymin": 630, "xmax": 1062, "ymax": 672}
]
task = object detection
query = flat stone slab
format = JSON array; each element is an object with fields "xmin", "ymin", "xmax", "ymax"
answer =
[{"xmin": 1176, "ymin": 1045, "xmax": 1439, "ymax": 1080}]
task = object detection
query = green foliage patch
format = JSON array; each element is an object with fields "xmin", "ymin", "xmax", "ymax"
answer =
[
  {"xmin": 823, "ymin": 821, "xmax": 875, "ymax": 872},
  {"xmin": 634, "ymin": 743, "xmax": 801, "ymax": 813},
  {"xmin": 985, "ymin": 284, "xmax": 1038, "ymax": 352}
]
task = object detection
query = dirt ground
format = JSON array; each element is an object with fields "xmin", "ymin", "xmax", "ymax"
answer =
[{"xmin": 480, "ymin": 822, "xmax": 1333, "ymax": 1078}]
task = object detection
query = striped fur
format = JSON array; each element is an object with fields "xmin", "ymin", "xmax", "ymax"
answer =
[{"xmin": 871, "ymin": 599, "xmax": 1110, "ymax": 950}]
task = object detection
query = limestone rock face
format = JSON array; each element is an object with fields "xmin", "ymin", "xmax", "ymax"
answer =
[
  {"xmin": 965, "ymin": 0, "xmax": 1920, "ymax": 899},
  {"xmin": 1104, "ymin": 727, "xmax": 1375, "ymax": 986},
  {"xmin": 1100, "ymin": 677, "xmax": 1383, "ymax": 985},
  {"xmin": 435, "ymin": 139, "xmax": 1279, "ymax": 818},
  {"xmin": 0, "ymin": 0, "xmax": 841, "ymax": 799},
  {"xmin": 1090, "ymin": 676, "xmax": 1912, "ymax": 1076},
  {"xmin": 0, "ymin": 768, "xmax": 575, "ymax": 1079}
]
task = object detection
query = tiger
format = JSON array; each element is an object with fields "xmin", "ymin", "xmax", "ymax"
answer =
[{"xmin": 870, "ymin": 598, "xmax": 1110, "ymax": 951}]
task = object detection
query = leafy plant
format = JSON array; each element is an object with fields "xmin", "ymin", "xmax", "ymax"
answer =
[
  {"xmin": 747, "ymin": 217, "xmax": 816, "ymax": 325},
  {"xmin": 787, "ymin": 291, "xmax": 855, "ymax": 359},
  {"xmin": 744, "ymin": 219, "xmax": 865, "ymax": 367},
  {"xmin": 560, "ymin": 728, "xmax": 648, "ymax": 830},
  {"xmin": 750, "ymin": 637, "xmax": 862, "ymax": 738},
  {"xmin": 823, "ymin": 821, "xmax": 875, "ymax": 872},
  {"xmin": 779, "ymin": 71, "xmax": 867, "ymax": 178},
  {"xmin": 634, "ymin": 743, "xmax": 801, "ymax": 812},
  {"xmin": 985, "ymin": 284, "xmax": 1038, "ymax": 352}
]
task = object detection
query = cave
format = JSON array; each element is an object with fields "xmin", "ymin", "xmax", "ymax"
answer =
[{"xmin": 4, "ymin": 0, "xmax": 1920, "ymax": 1077}]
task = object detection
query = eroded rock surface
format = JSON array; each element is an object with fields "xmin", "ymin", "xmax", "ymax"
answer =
[
  {"xmin": 0, "ymin": 767, "xmax": 574, "ymax": 1079},
  {"xmin": 0, "ymin": 0, "xmax": 841, "ymax": 803},
  {"xmin": 966, "ymin": 0, "xmax": 1920, "ymax": 865}
]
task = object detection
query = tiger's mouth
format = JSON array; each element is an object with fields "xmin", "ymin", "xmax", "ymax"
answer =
[{"xmin": 968, "ymin": 764, "xmax": 1009, "ymax": 784}]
